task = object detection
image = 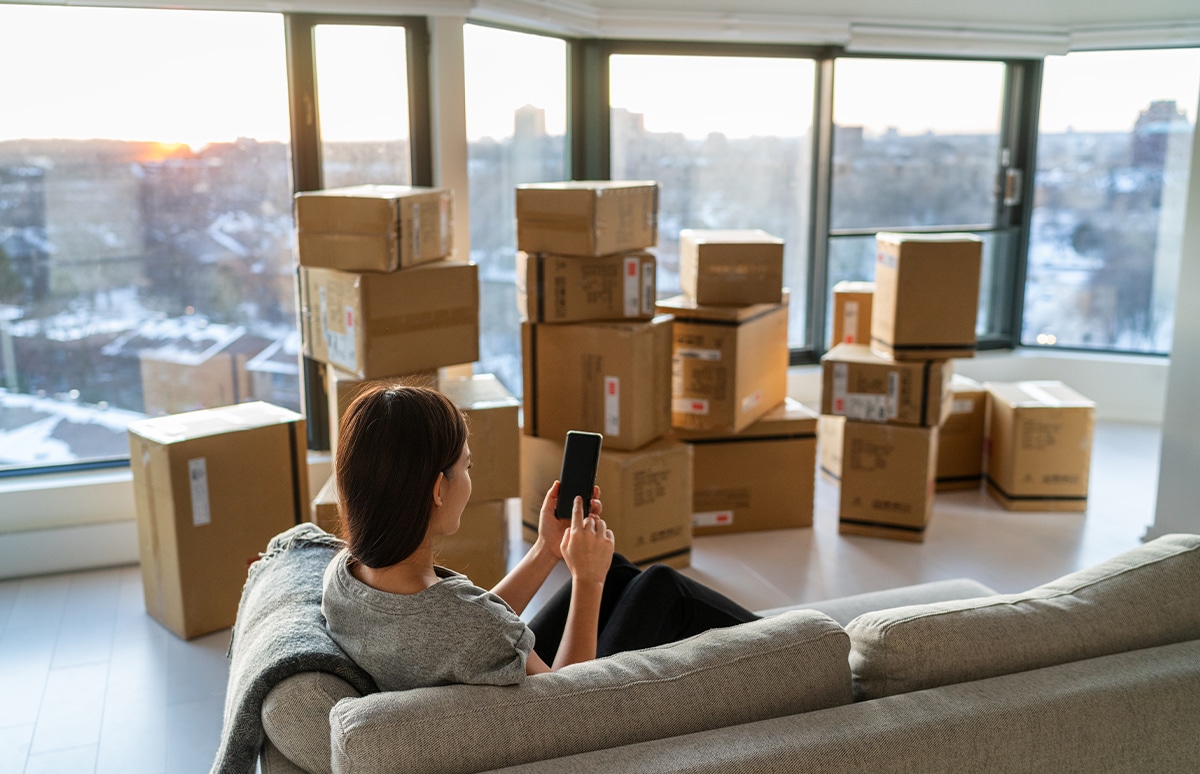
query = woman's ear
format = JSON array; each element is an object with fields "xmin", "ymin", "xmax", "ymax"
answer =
[{"xmin": 431, "ymin": 472, "xmax": 446, "ymax": 508}]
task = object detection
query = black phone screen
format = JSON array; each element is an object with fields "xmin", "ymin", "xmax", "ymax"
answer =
[{"xmin": 555, "ymin": 431, "xmax": 603, "ymax": 520}]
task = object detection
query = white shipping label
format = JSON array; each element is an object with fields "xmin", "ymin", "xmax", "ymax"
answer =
[
  {"xmin": 604, "ymin": 376, "xmax": 620, "ymax": 435},
  {"xmin": 319, "ymin": 287, "xmax": 357, "ymax": 371},
  {"xmin": 832, "ymin": 362, "xmax": 848, "ymax": 414},
  {"xmin": 674, "ymin": 397, "xmax": 710, "ymax": 415},
  {"xmin": 641, "ymin": 263, "xmax": 655, "ymax": 315},
  {"xmin": 952, "ymin": 397, "xmax": 976, "ymax": 415},
  {"xmin": 188, "ymin": 457, "xmax": 212, "ymax": 527},
  {"xmin": 842, "ymin": 300, "xmax": 859, "ymax": 343},
  {"xmin": 623, "ymin": 257, "xmax": 640, "ymax": 317},
  {"xmin": 693, "ymin": 510, "xmax": 734, "ymax": 528},
  {"xmin": 677, "ymin": 347, "xmax": 722, "ymax": 361},
  {"xmin": 887, "ymin": 371, "xmax": 899, "ymax": 419},
  {"xmin": 844, "ymin": 393, "xmax": 889, "ymax": 422},
  {"xmin": 741, "ymin": 389, "xmax": 763, "ymax": 413}
]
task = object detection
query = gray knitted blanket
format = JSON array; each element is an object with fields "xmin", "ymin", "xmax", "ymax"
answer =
[{"xmin": 210, "ymin": 523, "xmax": 378, "ymax": 774}]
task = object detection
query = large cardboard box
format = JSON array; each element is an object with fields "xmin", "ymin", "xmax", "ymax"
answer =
[
  {"xmin": 516, "ymin": 250, "xmax": 656, "ymax": 323},
  {"xmin": 311, "ymin": 473, "xmax": 342, "ymax": 538},
  {"xmin": 439, "ymin": 374, "xmax": 521, "ymax": 502},
  {"xmin": 676, "ymin": 398, "xmax": 817, "ymax": 535},
  {"xmin": 520, "ymin": 434, "xmax": 692, "ymax": 568},
  {"xmin": 984, "ymin": 381, "xmax": 1095, "ymax": 512},
  {"xmin": 871, "ymin": 233, "xmax": 982, "ymax": 361},
  {"xmin": 522, "ymin": 316, "xmax": 672, "ymax": 452},
  {"xmin": 831, "ymin": 280, "xmax": 874, "ymax": 346},
  {"xmin": 299, "ymin": 261, "xmax": 479, "ymax": 379},
  {"xmin": 820, "ymin": 343, "xmax": 953, "ymax": 427},
  {"xmin": 127, "ymin": 402, "xmax": 308, "ymax": 639},
  {"xmin": 679, "ymin": 229, "xmax": 785, "ymax": 306},
  {"xmin": 819, "ymin": 413, "xmax": 846, "ymax": 481},
  {"xmin": 656, "ymin": 295, "xmax": 789, "ymax": 434},
  {"xmin": 937, "ymin": 374, "xmax": 987, "ymax": 491},
  {"xmin": 295, "ymin": 185, "xmax": 453, "ymax": 272},
  {"xmin": 838, "ymin": 421, "xmax": 938, "ymax": 543},
  {"xmin": 515, "ymin": 181, "xmax": 659, "ymax": 257},
  {"xmin": 434, "ymin": 500, "xmax": 509, "ymax": 590}
]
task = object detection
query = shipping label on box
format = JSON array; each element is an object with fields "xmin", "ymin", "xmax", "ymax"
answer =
[
  {"xmin": 520, "ymin": 434, "xmax": 692, "ymax": 567},
  {"xmin": 819, "ymin": 413, "xmax": 846, "ymax": 480},
  {"xmin": 820, "ymin": 343, "xmax": 953, "ymax": 427},
  {"xmin": 300, "ymin": 261, "xmax": 479, "ymax": 379},
  {"xmin": 295, "ymin": 185, "xmax": 454, "ymax": 272},
  {"xmin": 679, "ymin": 229, "xmax": 785, "ymax": 306},
  {"xmin": 128, "ymin": 401, "xmax": 308, "ymax": 639},
  {"xmin": 515, "ymin": 181, "xmax": 658, "ymax": 257},
  {"xmin": 838, "ymin": 421, "xmax": 938, "ymax": 542},
  {"xmin": 657, "ymin": 295, "xmax": 789, "ymax": 434},
  {"xmin": 522, "ymin": 316, "xmax": 672, "ymax": 452},
  {"xmin": 937, "ymin": 374, "xmax": 987, "ymax": 491},
  {"xmin": 871, "ymin": 233, "xmax": 982, "ymax": 361},
  {"xmin": 831, "ymin": 280, "xmax": 874, "ymax": 346},
  {"xmin": 516, "ymin": 250, "xmax": 656, "ymax": 323},
  {"xmin": 434, "ymin": 500, "xmax": 509, "ymax": 591},
  {"xmin": 984, "ymin": 380, "xmax": 1095, "ymax": 511}
]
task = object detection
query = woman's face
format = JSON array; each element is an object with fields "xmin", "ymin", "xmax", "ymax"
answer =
[{"xmin": 430, "ymin": 441, "xmax": 472, "ymax": 536}]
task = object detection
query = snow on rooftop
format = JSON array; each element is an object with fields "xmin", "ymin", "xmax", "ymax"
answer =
[{"xmin": 0, "ymin": 389, "xmax": 145, "ymax": 465}]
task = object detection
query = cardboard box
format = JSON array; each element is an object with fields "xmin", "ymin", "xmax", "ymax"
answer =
[
  {"xmin": 522, "ymin": 316, "xmax": 672, "ymax": 452},
  {"xmin": 984, "ymin": 381, "xmax": 1095, "ymax": 512},
  {"xmin": 871, "ymin": 233, "xmax": 982, "ymax": 361},
  {"xmin": 831, "ymin": 280, "xmax": 874, "ymax": 346},
  {"xmin": 515, "ymin": 181, "xmax": 659, "ymax": 257},
  {"xmin": 439, "ymin": 374, "xmax": 521, "ymax": 503},
  {"xmin": 516, "ymin": 250, "xmax": 657, "ymax": 323},
  {"xmin": 937, "ymin": 374, "xmax": 987, "ymax": 491},
  {"xmin": 677, "ymin": 398, "xmax": 817, "ymax": 535},
  {"xmin": 434, "ymin": 500, "xmax": 509, "ymax": 590},
  {"xmin": 656, "ymin": 295, "xmax": 789, "ymax": 434},
  {"xmin": 819, "ymin": 413, "xmax": 846, "ymax": 481},
  {"xmin": 295, "ymin": 185, "xmax": 453, "ymax": 272},
  {"xmin": 325, "ymin": 365, "xmax": 438, "ymax": 453},
  {"xmin": 311, "ymin": 473, "xmax": 342, "ymax": 538},
  {"xmin": 820, "ymin": 343, "xmax": 953, "ymax": 427},
  {"xmin": 679, "ymin": 229, "xmax": 785, "ymax": 306},
  {"xmin": 127, "ymin": 402, "xmax": 308, "ymax": 639},
  {"xmin": 299, "ymin": 261, "xmax": 479, "ymax": 379},
  {"xmin": 520, "ymin": 434, "xmax": 692, "ymax": 568},
  {"xmin": 838, "ymin": 421, "xmax": 938, "ymax": 543}
]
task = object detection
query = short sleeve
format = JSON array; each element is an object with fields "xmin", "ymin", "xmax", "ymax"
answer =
[{"xmin": 443, "ymin": 586, "xmax": 535, "ymax": 686}]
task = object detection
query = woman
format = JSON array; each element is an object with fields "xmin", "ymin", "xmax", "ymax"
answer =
[{"xmin": 322, "ymin": 383, "xmax": 758, "ymax": 692}]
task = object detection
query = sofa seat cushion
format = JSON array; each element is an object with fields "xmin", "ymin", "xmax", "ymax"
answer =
[
  {"xmin": 329, "ymin": 609, "xmax": 850, "ymax": 774},
  {"xmin": 846, "ymin": 533, "xmax": 1200, "ymax": 700}
]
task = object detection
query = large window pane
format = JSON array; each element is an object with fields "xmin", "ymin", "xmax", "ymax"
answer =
[
  {"xmin": 831, "ymin": 58, "xmax": 1005, "ymax": 230},
  {"xmin": 314, "ymin": 24, "xmax": 411, "ymax": 188},
  {"xmin": 1026, "ymin": 49, "xmax": 1200, "ymax": 353},
  {"xmin": 0, "ymin": 5, "xmax": 294, "ymax": 473},
  {"xmin": 465, "ymin": 24, "xmax": 567, "ymax": 397},
  {"xmin": 610, "ymin": 54, "xmax": 815, "ymax": 347}
]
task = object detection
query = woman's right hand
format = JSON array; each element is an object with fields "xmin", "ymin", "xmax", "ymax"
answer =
[{"xmin": 560, "ymin": 496, "xmax": 614, "ymax": 586}]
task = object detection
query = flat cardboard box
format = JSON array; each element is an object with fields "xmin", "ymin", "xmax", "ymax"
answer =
[
  {"xmin": 871, "ymin": 233, "xmax": 982, "ymax": 361},
  {"xmin": 439, "ymin": 374, "xmax": 521, "ymax": 502},
  {"xmin": 656, "ymin": 295, "xmax": 789, "ymax": 434},
  {"xmin": 325, "ymin": 365, "xmax": 438, "ymax": 453},
  {"xmin": 819, "ymin": 413, "xmax": 846, "ymax": 481},
  {"xmin": 831, "ymin": 280, "xmax": 874, "ymax": 346},
  {"xmin": 515, "ymin": 181, "xmax": 659, "ymax": 257},
  {"xmin": 679, "ymin": 229, "xmax": 785, "ymax": 306},
  {"xmin": 937, "ymin": 374, "xmax": 987, "ymax": 491},
  {"xmin": 127, "ymin": 401, "xmax": 308, "ymax": 639},
  {"xmin": 434, "ymin": 500, "xmax": 509, "ymax": 590},
  {"xmin": 678, "ymin": 398, "xmax": 817, "ymax": 535},
  {"xmin": 820, "ymin": 343, "xmax": 953, "ymax": 427},
  {"xmin": 516, "ymin": 250, "xmax": 657, "ymax": 323},
  {"xmin": 984, "ymin": 381, "xmax": 1095, "ymax": 512},
  {"xmin": 299, "ymin": 261, "xmax": 479, "ymax": 379},
  {"xmin": 838, "ymin": 421, "xmax": 938, "ymax": 542},
  {"xmin": 522, "ymin": 316, "xmax": 672, "ymax": 452},
  {"xmin": 311, "ymin": 473, "xmax": 342, "ymax": 538},
  {"xmin": 520, "ymin": 434, "xmax": 692, "ymax": 568},
  {"xmin": 295, "ymin": 185, "xmax": 453, "ymax": 272}
]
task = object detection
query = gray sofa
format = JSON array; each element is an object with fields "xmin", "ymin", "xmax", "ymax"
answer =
[{"xmin": 256, "ymin": 532, "xmax": 1200, "ymax": 774}]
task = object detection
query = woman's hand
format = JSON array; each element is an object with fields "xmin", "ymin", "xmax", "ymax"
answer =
[
  {"xmin": 560, "ymin": 495, "xmax": 614, "ymax": 586},
  {"xmin": 538, "ymin": 481, "xmax": 602, "ymax": 561}
]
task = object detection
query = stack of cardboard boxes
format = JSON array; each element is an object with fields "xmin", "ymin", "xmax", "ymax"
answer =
[
  {"xmin": 515, "ymin": 181, "xmax": 696, "ymax": 568},
  {"xmin": 296, "ymin": 184, "xmax": 519, "ymax": 588},
  {"xmin": 820, "ymin": 233, "xmax": 982, "ymax": 541},
  {"xmin": 660, "ymin": 230, "xmax": 816, "ymax": 537}
]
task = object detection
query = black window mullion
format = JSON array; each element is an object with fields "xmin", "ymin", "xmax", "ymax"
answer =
[{"xmin": 804, "ymin": 55, "xmax": 836, "ymax": 364}]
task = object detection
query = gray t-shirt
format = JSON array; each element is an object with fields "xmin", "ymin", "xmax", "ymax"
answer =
[{"xmin": 321, "ymin": 549, "xmax": 534, "ymax": 692}]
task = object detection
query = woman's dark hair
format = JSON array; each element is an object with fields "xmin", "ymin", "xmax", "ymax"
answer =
[{"xmin": 335, "ymin": 382, "xmax": 468, "ymax": 568}]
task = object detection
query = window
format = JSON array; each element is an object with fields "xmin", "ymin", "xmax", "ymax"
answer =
[
  {"xmin": 464, "ymin": 24, "xmax": 568, "ymax": 397},
  {"xmin": 1026, "ymin": 48, "xmax": 1200, "ymax": 353},
  {"xmin": 0, "ymin": 5, "xmax": 294, "ymax": 473},
  {"xmin": 609, "ymin": 53, "xmax": 816, "ymax": 347}
]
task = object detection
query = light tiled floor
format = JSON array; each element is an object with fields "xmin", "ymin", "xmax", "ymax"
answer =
[{"xmin": 0, "ymin": 420, "xmax": 1163, "ymax": 773}]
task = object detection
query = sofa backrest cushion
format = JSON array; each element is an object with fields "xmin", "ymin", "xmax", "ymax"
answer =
[
  {"xmin": 846, "ymin": 533, "xmax": 1200, "ymax": 700},
  {"xmin": 329, "ymin": 609, "xmax": 850, "ymax": 774}
]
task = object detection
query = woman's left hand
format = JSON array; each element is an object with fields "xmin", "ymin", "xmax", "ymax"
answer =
[{"xmin": 538, "ymin": 481, "xmax": 602, "ymax": 561}]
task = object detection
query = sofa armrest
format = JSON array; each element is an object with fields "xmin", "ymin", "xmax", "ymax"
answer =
[
  {"xmin": 756, "ymin": 578, "xmax": 996, "ymax": 625},
  {"xmin": 262, "ymin": 672, "xmax": 362, "ymax": 774}
]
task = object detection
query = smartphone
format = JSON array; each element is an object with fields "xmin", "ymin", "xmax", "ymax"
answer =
[{"xmin": 555, "ymin": 431, "xmax": 603, "ymax": 520}]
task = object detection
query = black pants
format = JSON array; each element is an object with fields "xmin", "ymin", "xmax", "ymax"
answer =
[{"xmin": 528, "ymin": 554, "xmax": 761, "ymax": 663}]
